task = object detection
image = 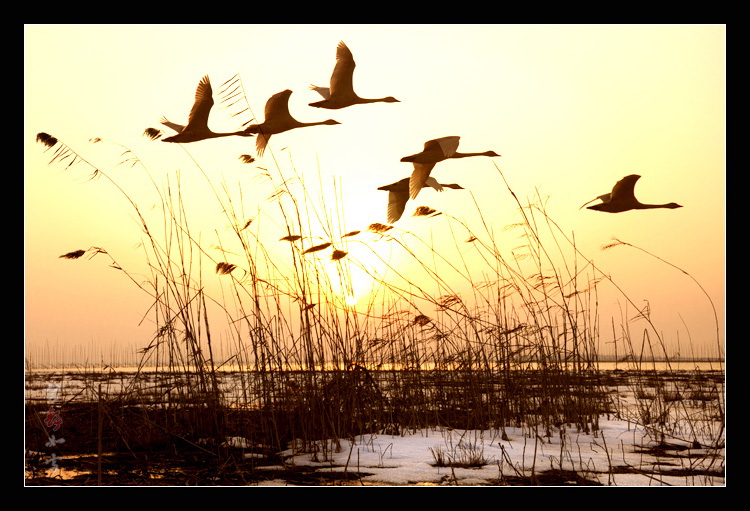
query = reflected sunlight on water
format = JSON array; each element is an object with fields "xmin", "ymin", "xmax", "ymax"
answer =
[{"xmin": 25, "ymin": 360, "xmax": 724, "ymax": 406}]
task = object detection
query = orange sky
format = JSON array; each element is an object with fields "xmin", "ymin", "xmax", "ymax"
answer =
[{"xmin": 25, "ymin": 24, "xmax": 725, "ymax": 366}]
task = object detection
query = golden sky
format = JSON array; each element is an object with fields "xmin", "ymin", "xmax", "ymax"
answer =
[{"xmin": 24, "ymin": 24, "xmax": 725, "ymax": 365}]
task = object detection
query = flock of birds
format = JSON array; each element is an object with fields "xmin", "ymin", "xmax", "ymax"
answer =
[{"xmin": 150, "ymin": 40, "xmax": 682, "ymax": 223}]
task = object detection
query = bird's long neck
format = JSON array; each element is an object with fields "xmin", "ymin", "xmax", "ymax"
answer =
[
  {"xmin": 213, "ymin": 130, "xmax": 247, "ymax": 138},
  {"xmin": 298, "ymin": 119, "xmax": 338, "ymax": 128},
  {"xmin": 451, "ymin": 151, "xmax": 494, "ymax": 158},
  {"xmin": 244, "ymin": 122, "xmax": 283, "ymax": 136},
  {"xmin": 357, "ymin": 96, "xmax": 391, "ymax": 104},
  {"xmin": 635, "ymin": 202, "xmax": 680, "ymax": 209},
  {"xmin": 163, "ymin": 129, "xmax": 244, "ymax": 143}
]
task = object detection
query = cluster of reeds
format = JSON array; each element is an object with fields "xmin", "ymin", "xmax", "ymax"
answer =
[{"xmin": 30, "ymin": 126, "xmax": 724, "ymax": 473}]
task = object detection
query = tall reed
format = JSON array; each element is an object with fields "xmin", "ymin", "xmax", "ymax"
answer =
[{"xmin": 31, "ymin": 119, "xmax": 723, "ymax": 465}]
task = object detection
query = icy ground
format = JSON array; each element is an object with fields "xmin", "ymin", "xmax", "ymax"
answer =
[{"xmin": 236, "ymin": 418, "xmax": 724, "ymax": 486}]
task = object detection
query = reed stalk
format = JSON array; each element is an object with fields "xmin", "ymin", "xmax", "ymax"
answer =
[{"xmin": 30, "ymin": 124, "xmax": 723, "ymax": 481}]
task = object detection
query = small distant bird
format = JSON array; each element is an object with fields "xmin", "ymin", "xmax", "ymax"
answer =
[
  {"xmin": 161, "ymin": 76, "xmax": 250, "ymax": 143},
  {"xmin": 582, "ymin": 174, "xmax": 683, "ymax": 213},
  {"xmin": 309, "ymin": 41, "xmax": 400, "ymax": 109},
  {"xmin": 378, "ymin": 176, "xmax": 464, "ymax": 223},
  {"xmin": 243, "ymin": 89, "xmax": 340, "ymax": 156},
  {"xmin": 401, "ymin": 136, "xmax": 500, "ymax": 199}
]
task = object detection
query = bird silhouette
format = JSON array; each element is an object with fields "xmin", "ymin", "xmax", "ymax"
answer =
[
  {"xmin": 378, "ymin": 176, "xmax": 464, "ymax": 223},
  {"xmin": 582, "ymin": 174, "xmax": 683, "ymax": 213},
  {"xmin": 401, "ymin": 136, "xmax": 500, "ymax": 199},
  {"xmin": 309, "ymin": 41, "xmax": 400, "ymax": 110},
  {"xmin": 161, "ymin": 76, "xmax": 250, "ymax": 143},
  {"xmin": 243, "ymin": 89, "xmax": 340, "ymax": 156}
]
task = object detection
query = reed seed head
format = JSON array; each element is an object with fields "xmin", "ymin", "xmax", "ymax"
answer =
[
  {"xmin": 216, "ymin": 262, "xmax": 237, "ymax": 275},
  {"xmin": 143, "ymin": 128, "xmax": 162, "ymax": 141},
  {"xmin": 413, "ymin": 206, "xmax": 439, "ymax": 217},
  {"xmin": 331, "ymin": 249, "xmax": 348, "ymax": 261},
  {"xmin": 368, "ymin": 223, "xmax": 393, "ymax": 234},
  {"xmin": 414, "ymin": 314, "xmax": 432, "ymax": 326},
  {"xmin": 59, "ymin": 249, "xmax": 86, "ymax": 260},
  {"xmin": 36, "ymin": 132, "xmax": 58, "ymax": 148},
  {"xmin": 303, "ymin": 242, "xmax": 332, "ymax": 254}
]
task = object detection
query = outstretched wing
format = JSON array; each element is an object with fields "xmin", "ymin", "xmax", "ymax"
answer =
[
  {"xmin": 309, "ymin": 84, "xmax": 331, "ymax": 99},
  {"xmin": 185, "ymin": 75, "xmax": 214, "ymax": 130},
  {"xmin": 579, "ymin": 193, "xmax": 611, "ymax": 209},
  {"xmin": 409, "ymin": 162, "xmax": 437, "ymax": 200},
  {"xmin": 424, "ymin": 176, "xmax": 444, "ymax": 192},
  {"xmin": 610, "ymin": 174, "xmax": 640, "ymax": 202},
  {"xmin": 160, "ymin": 117, "xmax": 185, "ymax": 134},
  {"xmin": 329, "ymin": 41, "xmax": 356, "ymax": 97},
  {"xmin": 424, "ymin": 136, "xmax": 460, "ymax": 159},
  {"xmin": 256, "ymin": 133, "xmax": 271, "ymax": 157},
  {"xmin": 386, "ymin": 189, "xmax": 409, "ymax": 224},
  {"xmin": 264, "ymin": 89, "xmax": 296, "ymax": 124}
]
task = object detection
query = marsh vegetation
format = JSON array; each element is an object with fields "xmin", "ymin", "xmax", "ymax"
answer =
[{"xmin": 26, "ymin": 121, "xmax": 724, "ymax": 486}]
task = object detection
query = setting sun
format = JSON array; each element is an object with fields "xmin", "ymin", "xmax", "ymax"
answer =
[{"xmin": 25, "ymin": 23, "xmax": 725, "ymax": 487}]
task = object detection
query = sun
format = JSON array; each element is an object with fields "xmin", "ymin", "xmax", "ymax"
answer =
[
  {"xmin": 320, "ymin": 241, "xmax": 389, "ymax": 309},
  {"xmin": 327, "ymin": 263, "xmax": 373, "ymax": 308}
]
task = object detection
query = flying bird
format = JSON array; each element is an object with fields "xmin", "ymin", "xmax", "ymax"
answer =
[
  {"xmin": 378, "ymin": 176, "xmax": 464, "ymax": 223},
  {"xmin": 308, "ymin": 41, "xmax": 400, "ymax": 110},
  {"xmin": 243, "ymin": 89, "xmax": 340, "ymax": 156},
  {"xmin": 161, "ymin": 76, "xmax": 250, "ymax": 143},
  {"xmin": 582, "ymin": 174, "xmax": 683, "ymax": 213},
  {"xmin": 401, "ymin": 136, "xmax": 500, "ymax": 199}
]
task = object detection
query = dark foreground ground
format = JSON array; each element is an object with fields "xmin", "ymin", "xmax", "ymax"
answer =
[
  {"xmin": 25, "ymin": 368, "xmax": 724, "ymax": 486},
  {"xmin": 28, "ymin": 402, "xmax": 598, "ymax": 486}
]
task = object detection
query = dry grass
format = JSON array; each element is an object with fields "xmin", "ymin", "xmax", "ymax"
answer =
[{"xmin": 27, "ymin": 128, "xmax": 725, "ymax": 485}]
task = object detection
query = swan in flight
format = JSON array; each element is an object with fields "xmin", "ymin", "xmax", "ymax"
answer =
[
  {"xmin": 309, "ymin": 41, "xmax": 400, "ymax": 110},
  {"xmin": 243, "ymin": 89, "xmax": 341, "ymax": 156},
  {"xmin": 378, "ymin": 176, "xmax": 464, "ymax": 223},
  {"xmin": 161, "ymin": 76, "xmax": 250, "ymax": 143},
  {"xmin": 401, "ymin": 136, "xmax": 500, "ymax": 199},
  {"xmin": 582, "ymin": 174, "xmax": 683, "ymax": 213}
]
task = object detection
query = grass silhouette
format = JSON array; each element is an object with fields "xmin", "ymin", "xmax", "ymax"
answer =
[{"xmin": 28, "ymin": 122, "xmax": 724, "ymax": 484}]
